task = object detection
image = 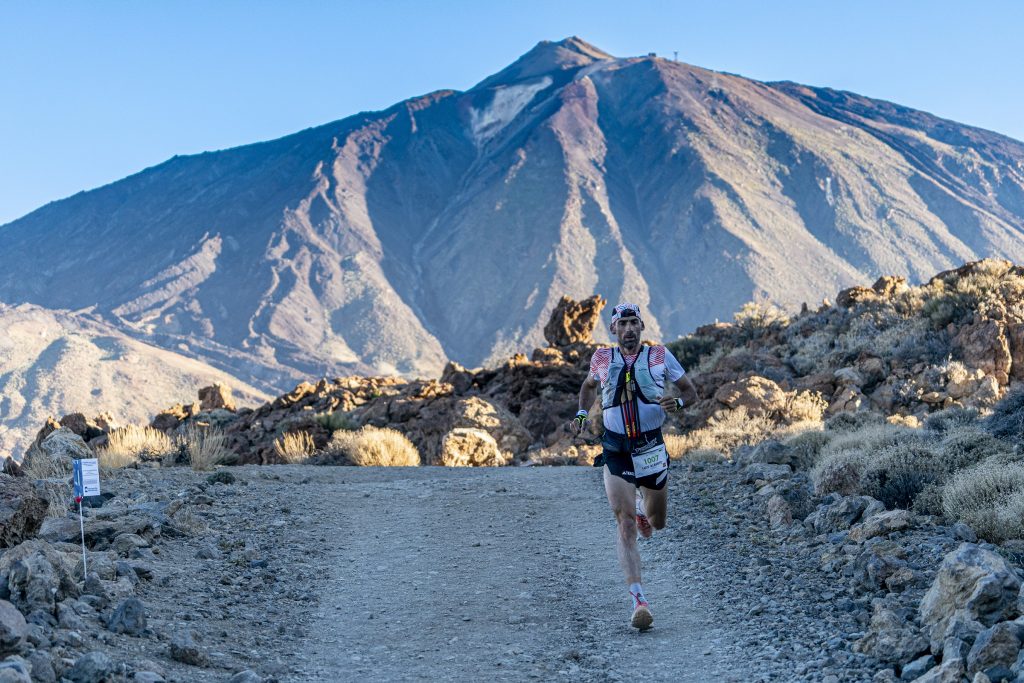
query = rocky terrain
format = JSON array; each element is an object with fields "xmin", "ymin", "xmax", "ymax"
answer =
[
  {"xmin": 5, "ymin": 418, "xmax": 1024, "ymax": 681},
  {"xmin": 3, "ymin": 37, "xmax": 1024, "ymax": 391},
  {"xmin": 8, "ymin": 260, "xmax": 1024, "ymax": 680}
]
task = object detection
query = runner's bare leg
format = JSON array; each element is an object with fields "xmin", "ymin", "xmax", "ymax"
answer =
[
  {"xmin": 604, "ymin": 466, "xmax": 640, "ymax": 584},
  {"xmin": 640, "ymin": 484, "xmax": 668, "ymax": 530}
]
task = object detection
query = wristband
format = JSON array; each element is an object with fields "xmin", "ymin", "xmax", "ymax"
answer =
[
  {"xmin": 675, "ymin": 398, "xmax": 685, "ymax": 409},
  {"xmin": 576, "ymin": 409, "xmax": 589, "ymax": 418}
]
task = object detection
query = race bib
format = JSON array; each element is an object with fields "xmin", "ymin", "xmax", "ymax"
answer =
[{"xmin": 631, "ymin": 441, "xmax": 668, "ymax": 479}]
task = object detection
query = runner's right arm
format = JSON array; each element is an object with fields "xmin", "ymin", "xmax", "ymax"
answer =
[{"xmin": 569, "ymin": 374, "xmax": 600, "ymax": 435}]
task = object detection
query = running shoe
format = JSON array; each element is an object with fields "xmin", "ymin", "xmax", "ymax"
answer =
[
  {"xmin": 630, "ymin": 592, "xmax": 653, "ymax": 630},
  {"xmin": 635, "ymin": 492, "xmax": 653, "ymax": 539}
]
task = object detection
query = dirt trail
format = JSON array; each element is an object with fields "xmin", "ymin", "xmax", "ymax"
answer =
[
  {"xmin": 298, "ymin": 467, "xmax": 728, "ymax": 682},
  {"xmin": 113, "ymin": 464, "xmax": 879, "ymax": 682}
]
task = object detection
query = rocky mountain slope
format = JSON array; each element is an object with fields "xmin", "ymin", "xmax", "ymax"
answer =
[
  {"xmin": 0, "ymin": 303, "xmax": 269, "ymax": 458},
  {"xmin": 3, "ymin": 37, "xmax": 1024, "ymax": 389}
]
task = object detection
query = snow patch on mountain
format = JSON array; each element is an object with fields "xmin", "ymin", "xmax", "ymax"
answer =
[{"xmin": 470, "ymin": 77, "xmax": 552, "ymax": 145}]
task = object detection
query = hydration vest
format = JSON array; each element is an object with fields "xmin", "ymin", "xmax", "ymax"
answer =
[{"xmin": 600, "ymin": 346, "xmax": 665, "ymax": 410}]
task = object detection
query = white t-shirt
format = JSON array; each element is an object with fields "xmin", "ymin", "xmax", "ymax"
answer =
[{"xmin": 589, "ymin": 345, "xmax": 686, "ymax": 433}]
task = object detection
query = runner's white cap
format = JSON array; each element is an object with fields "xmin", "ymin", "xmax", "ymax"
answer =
[{"xmin": 610, "ymin": 302, "xmax": 642, "ymax": 326}]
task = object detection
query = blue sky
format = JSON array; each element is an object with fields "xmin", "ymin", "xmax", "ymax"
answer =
[{"xmin": 2, "ymin": 0, "xmax": 1022, "ymax": 225}]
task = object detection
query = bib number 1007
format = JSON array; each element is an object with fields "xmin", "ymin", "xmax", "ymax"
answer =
[{"xmin": 631, "ymin": 443, "xmax": 668, "ymax": 478}]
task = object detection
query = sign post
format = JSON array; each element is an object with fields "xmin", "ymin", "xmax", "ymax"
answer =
[{"xmin": 72, "ymin": 458, "xmax": 100, "ymax": 580}]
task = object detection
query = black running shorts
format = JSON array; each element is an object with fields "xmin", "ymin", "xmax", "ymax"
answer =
[{"xmin": 598, "ymin": 428, "xmax": 669, "ymax": 490}]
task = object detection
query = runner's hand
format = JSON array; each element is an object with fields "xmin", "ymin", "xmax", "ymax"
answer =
[
  {"xmin": 660, "ymin": 397, "xmax": 685, "ymax": 412},
  {"xmin": 569, "ymin": 410, "xmax": 589, "ymax": 435}
]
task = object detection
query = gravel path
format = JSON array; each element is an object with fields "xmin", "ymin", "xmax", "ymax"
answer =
[{"xmin": 99, "ymin": 462, "xmax": 884, "ymax": 681}]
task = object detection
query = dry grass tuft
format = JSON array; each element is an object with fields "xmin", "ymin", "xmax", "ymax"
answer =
[
  {"xmin": 99, "ymin": 425, "xmax": 173, "ymax": 470},
  {"xmin": 177, "ymin": 424, "xmax": 232, "ymax": 471},
  {"xmin": 274, "ymin": 431, "xmax": 316, "ymax": 464},
  {"xmin": 670, "ymin": 407, "xmax": 776, "ymax": 458},
  {"xmin": 323, "ymin": 427, "xmax": 420, "ymax": 467}
]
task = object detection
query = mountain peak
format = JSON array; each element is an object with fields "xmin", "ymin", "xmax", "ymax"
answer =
[{"xmin": 473, "ymin": 36, "xmax": 615, "ymax": 90}]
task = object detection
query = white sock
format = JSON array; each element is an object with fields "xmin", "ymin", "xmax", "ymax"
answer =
[{"xmin": 629, "ymin": 583, "xmax": 646, "ymax": 604}]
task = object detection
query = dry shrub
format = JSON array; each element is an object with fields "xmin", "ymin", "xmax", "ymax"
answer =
[
  {"xmin": 274, "ymin": 431, "xmax": 316, "ymax": 464},
  {"xmin": 670, "ymin": 407, "xmax": 775, "ymax": 459},
  {"xmin": 178, "ymin": 424, "xmax": 232, "ymax": 471},
  {"xmin": 923, "ymin": 406, "xmax": 981, "ymax": 434},
  {"xmin": 313, "ymin": 411, "xmax": 359, "ymax": 433},
  {"xmin": 100, "ymin": 425, "xmax": 173, "ymax": 470},
  {"xmin": 937, "ymin": 428, "xmax": 1011, "ymax": 472},
  {"xmin": 985, "ymin": 388, "xmax": 1024, "ymax": 441},
  {"xmin": 681, "ymin": 448, "xmax": 728, "ymax": 463},
  {"xmin": 942, "ymin": 461, "xmax": 1024, "ymax": 542},
  {"xmin": 324, "ymin": 427, "xmax": 420, "ymax": 467},
  {"xmin": 859, "ymin": 441, "xmax": 942, "ymax": 509},
  {"xmin": 811, "ymin": 424, "xmax": 925, "ymax": 496},
  {"xmin": 783, "ymin": 391, "xmax": 828, "ymax": 423},
  {"xmin": 823, "ymin": 411, "xmax": 885, "ymax": 433},
  {"xmin": 23, "ymin": 453, "xmax": 71, "ymax": 518},
  {"xmin": 781, "ymin": 427, "xmax": 832, "ymax": 470}
]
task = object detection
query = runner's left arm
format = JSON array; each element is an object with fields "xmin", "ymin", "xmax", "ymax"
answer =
[{"xmin": 658, "ymin": 347, "xmax": 698, "ymax": 412}]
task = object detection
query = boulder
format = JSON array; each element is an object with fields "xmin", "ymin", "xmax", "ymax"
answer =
[
  {"xmin": 909, "ymin": 658, "xmax": 966, "ymax": 682},
  {"xmin": 920, "ymin": 544, "xmax": 1021, "ymax": 652},
  {"xmin": 0, "ymin": 656, "xmax": 31, "ymax": 683},
  {"xmin": 953, "ymin": 319, "xmax": 1012, "ymax": 386},
  {"xmin": 198, "ymin": 383, "xmax": 236, "ymax": 412},
  {"xmin": 850, "ymin": 539, "xmax": 909, "ymax": 593},
  {"xmin": 0, "ymin": 478, "xmax": 48, "ymax": 548},
  {"xmin": 169, "ymin": 629, "xmax": 208, "ymax": 666},
  {"xmin": 440, "ymin": 362, "xmax": 474, "ymax": 394},
  {"xmin": 849, "ymin": 510, "xmax": 914, "ymax": 543},
  {"xmin": 766, "ymin": 495, "xmax": 792, "ymax": 528},
  {"xmin": 542, "ymin": 295, "xmax": 606, "ymax": 347},
  {"xmin": 67, "ymin": 651, "xmax": 116, "ymax": 683},
  {"xmin": 440, "ymin": 429, "xmax": 506, "ymax": 467},
  {"xmin": 713, "ymin": 376, "xmax": 788, "ymax": 417},
  {"xmin": 836, "ymin": 285, "xmax": 877, "ymax": 308},
  {"xmin": 741, "ymin": 463, "xmax": 792, "ymax": 485},
  {"xmin": 965, "ymin": 620, "xmax": 1024, "ymax": 680},
  {"xmin": 0, "ymin": 601, "xmax": 27, "ymax": 655},
  {"xmin": 22, "ymin": 428, "xmax": 91, "ymax": 474},
  {"xmin": 829, "ymin": 385, "xmax": 866, "ymax": 415},
  {"xmin": 873, "ymin": 275, "xmax": 909, "ymax": 299},
  {"xmin": 107, "ymin": 598, "xmax": 147, "ymax": 636},
  {"xmin": 806, "ymin": 496, "xmax": 884, "ymax": 534},
  {"xmin": 0, "ymin": 540, "xmax": 79, "ymax": 613},
  {"xmin": 1007, "ymin": 323, "xmax": 1024, "ymax": 382},
  {"xmin": 854, "ymin": 604, "xmax": 929, "ymax": 665}
]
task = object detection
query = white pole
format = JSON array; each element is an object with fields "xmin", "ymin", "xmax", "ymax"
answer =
[{"xmin": 78, "ymin": 500, "xmax": 88, "ymax": 580}]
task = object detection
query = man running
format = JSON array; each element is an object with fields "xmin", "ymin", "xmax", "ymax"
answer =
[{"xmin": 568, "ymin": 302, "xmax": 697, "ymax": 631}]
